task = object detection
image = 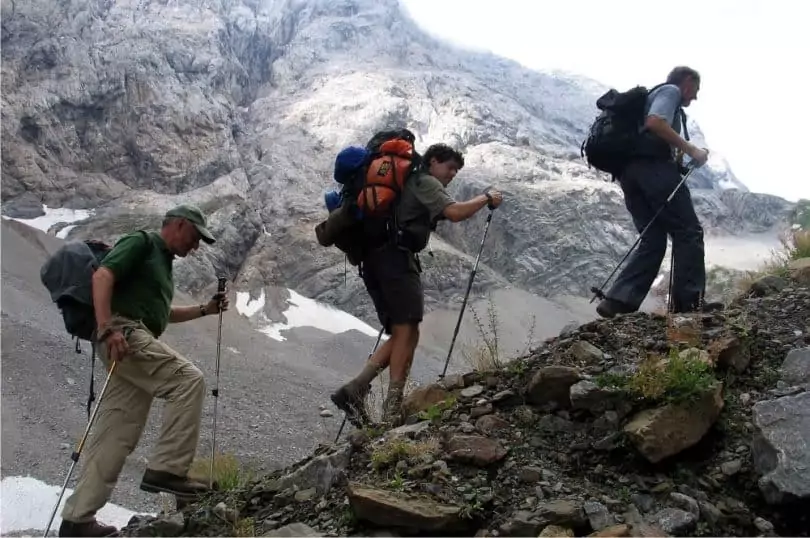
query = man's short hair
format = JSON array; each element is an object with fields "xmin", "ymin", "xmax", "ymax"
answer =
[
  {"xmin": 666, "ymin": 66, "xmax": 700, "ymax": 85},
  {"xmin": 423, "ymin": 143, "xmax": 464, "ymax": 169}
]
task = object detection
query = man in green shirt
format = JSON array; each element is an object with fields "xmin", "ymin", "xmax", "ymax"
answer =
[
  {"xmin": 331, "ymin": 143, "xmax": 503, "ymax": 428},
  {"xmin": 59, "ymin": 205, "xmax": 229, "ymax": 538}
]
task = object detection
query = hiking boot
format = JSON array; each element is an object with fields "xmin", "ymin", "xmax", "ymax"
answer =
[
  {"xmin": 596, "ymin": 298, "xmax": 636, "ymax": 319},
  {"xmin": 380, "ymin": 387, "xmax": 405, "ymax": 429},
  {"xmin": 330, "ymin": 383, "xmax": 371, "ymax": 429},
  {"xmin": 672, "ymin": 301, "xmax": 725, "ymax": 315},
  {"xmin": 140, "ymin": 468, "xmax": 209, "ymax": 498},
  {"xmin": 58, "ymin": 519, "xmax": 119, "ymax": 537},
  {"xmin": 701, "ymin": 301, "xmax": 724, "ymax": 313}
]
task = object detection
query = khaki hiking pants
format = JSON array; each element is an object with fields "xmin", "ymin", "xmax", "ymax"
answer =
[{"xmin": 61, "ymin": 315, "xmax": 206, "ymax": 523}]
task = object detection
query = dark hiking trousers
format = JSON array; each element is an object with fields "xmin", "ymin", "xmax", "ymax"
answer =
[{"xmin": 606, "ymin": 159, "xmax": 706, "ymax": 312}]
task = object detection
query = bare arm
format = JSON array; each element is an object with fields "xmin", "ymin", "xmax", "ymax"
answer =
[
  {"xmin": 442, "ymin": 194, "xmax": 490, "ymax": 222},
  {"xmin": 645, "ymin": 115, "xmax": 697, "ymax": 157},
  {"xmin": 169, "ymin": 291, "xmax": 229, "ymax": 323},
  {"xmin": 92, "ymin": 267, "xmax": 116, "ymax": 331},
  {"xmin": 169, "ymin": 304, "xmax": 207, "ymax": 323}
]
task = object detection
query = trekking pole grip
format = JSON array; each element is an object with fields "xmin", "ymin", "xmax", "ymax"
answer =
[{"xmin": 216, "ymin": 276, "xmax": 227, "ymax": 307}]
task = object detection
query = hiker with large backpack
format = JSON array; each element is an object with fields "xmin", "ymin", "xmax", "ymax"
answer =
[
  {"xmin": 43, "ymin": 204, "xmax": 228, "ymax": 537},
  {"xmin": 581, "ymin": 66, "xmax": 721, "ymax": 318},
  {"xmin": 317, "ymin": 131, "xmax": 503, "ymax": 428}
]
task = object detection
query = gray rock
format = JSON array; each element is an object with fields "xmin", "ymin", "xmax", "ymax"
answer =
[
  {"xmin": 753, "ymin": 517, "xmax": 776, "ymax": 536},
  {"xmin": 583, "ymin": 500, "xmax": 613, "ymax": 531},
  {"xmin": 264, "ymin": 523, "xmax": 322, "ymax": 537},
  {"xmin": 720, "ymin": 459, "xmax": 742, "ymax": 476},
  {"xmin": 460, "ymin": 384, "xmax": 485, "ymax": 399},
  {"xmin": 273, "ymin": 444, "xmax": 352, "ymax": 496},
  {"xmin": 752, "ymin": 391, "xmax": 810, "ymax": 504},
  {"xmin": 649, "ymin": 508, "xmax": 697, "ymax": 536},
  {"xmin": 669, "ymin": 492, "xmax": 700, "ymax": 518},
  {"xmin": 631, "ymin": 493, "xmax": 655, "ymax": 513},
  {"xmin": 780, "ymin": 347, "xmax": 810, "ymax": 386},
  {"xmin": 569, "ymin": 340, "xmax": 604, "ymax": 363},
  {"xmin": 569, "ymin": 380, "xmax": 622, "ymax": 414},
  {"xmin": 698, "ymin": 501, "xmax": 723, "ymax": 528}
]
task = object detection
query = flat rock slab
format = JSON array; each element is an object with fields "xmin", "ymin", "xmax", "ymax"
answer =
[
  {"xmin": 445, "ymin": 434, "xmax": 508, "ymax": 466},
  {"xmin": 752, "ymin": 391, "xmax": 810, "ymax": 504},
  {"xmin": 346, "ymin": 483, "xmax": 470, "ymax": 533}
]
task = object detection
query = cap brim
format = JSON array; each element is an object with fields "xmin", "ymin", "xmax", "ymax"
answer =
[{"xmin": 194, "ymin": 224, "xmax": 216, "ymax": 244}]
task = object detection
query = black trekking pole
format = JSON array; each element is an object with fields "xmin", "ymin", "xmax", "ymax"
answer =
[
  {"xmin": 440, "ymin": 207, "xmax": 495, "ymax": 379},
  {"xmin": 44, "ymin": 361, "xmax": 118, "ymax": 538},
  {"xmin": 209, "ymin": 276, "xmax": 227, "ymax": 489},
  {"xmin": 334, "ymin": 326, "xmax": 384, "ymax": 443},
  {"xmin": 590, "ymin": 162, "xmax": 698, "ymax": 303}
]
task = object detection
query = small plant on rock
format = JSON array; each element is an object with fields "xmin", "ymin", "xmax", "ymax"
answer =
[
  {"xmin": 416, "ymin": 396, "xmax": 457, "ymax": 422},
  {"xmin": 598, "ymin": 348, "xmax": 718, "ymax": 406},
  {"xmin": 189, "ymin": 451, "xmax": 256, "ymax": 492}
]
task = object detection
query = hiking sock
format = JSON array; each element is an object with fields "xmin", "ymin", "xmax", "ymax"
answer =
[
  {"xmin": 346, "ymin": 361, "xmax": 383, "ymax": 395},
  {"xmin": 381, "ymin": 380, "xmax": 406, "ymax": 426}
]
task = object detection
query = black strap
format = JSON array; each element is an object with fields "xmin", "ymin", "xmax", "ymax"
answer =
[
  {"xmin": 87, "ymin": 342, "xmax": 96, "ymax": 420},
  {"xmin": 679, "ymin": 107, "xmax": 690, "ymax": 141}
]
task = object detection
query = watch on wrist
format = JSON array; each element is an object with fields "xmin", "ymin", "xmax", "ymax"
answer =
[{"xmin": 199, "ymin": 304, "xmax": 207, "ymax": 317}]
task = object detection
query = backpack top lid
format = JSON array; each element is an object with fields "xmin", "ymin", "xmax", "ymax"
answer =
[
  {"xmin": 40, "ymin": 240, "xmax": 109, "ymax": 307},
  {"xmin": 334, "ymin": 146, "xmax": 369, "ymax": 184}
]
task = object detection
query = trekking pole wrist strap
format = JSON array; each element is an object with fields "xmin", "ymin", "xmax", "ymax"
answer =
[{"xmin": 97, "ymin": 326, "xmax": 116, "ymax": 342}]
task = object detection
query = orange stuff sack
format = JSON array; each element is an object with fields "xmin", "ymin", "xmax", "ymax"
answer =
[{"xmin": 357, "ymin": 138, "xmax": 418, "ymax": 216}]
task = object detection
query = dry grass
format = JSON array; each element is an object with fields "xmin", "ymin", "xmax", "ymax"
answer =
[
  {"xmin": 232, "ymin": 517, "xmax": 256, "ymax": 537},
  {"xmin": 461, "ymin": 292, "xmax": 537, "ymax": 372},
  {"xmin": 188, "ymin": 451, "xmax": 256, "ymax": 491},
  {"xmin": 370, "ymin": 435, "xmax": 441, "ymax": 471},
  {"xmin": 735, "ymin": 228, "xmax": 810, "ymax": 294}
]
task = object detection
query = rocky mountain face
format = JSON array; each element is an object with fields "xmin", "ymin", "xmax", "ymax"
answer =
[
  {"xmin": 0, "ymin": 0, "xmax": 797, "ymax": 325},
  {"xmin": 122, "ymin": 265, "xmax": 810, "ymax": 538}
]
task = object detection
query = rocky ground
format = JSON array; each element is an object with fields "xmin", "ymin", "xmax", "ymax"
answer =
[{"xmin": 121, "ymin": 260, "xmax": 810, "ymax": 538}]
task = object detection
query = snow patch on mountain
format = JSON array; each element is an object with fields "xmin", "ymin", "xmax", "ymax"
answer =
[
  {"xmin": 237, "ymin": 287, "xmax": 381, "ymax": 342},
  {"xmin": 1, "ymin": 205, "xmax": 94, "ymax": 239}
]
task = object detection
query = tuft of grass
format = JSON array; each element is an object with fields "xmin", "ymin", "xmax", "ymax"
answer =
[
  {"xmin": 369, "ymin": 437, "xmax": 440, "ymax": 472},
  {"xmin": 188, "ymin": 452, "xmax": 256, "ymax": 492},
  {"xmin": 416, "ymin": 395, "xmax": 457, "ymax": 422},
  {"xmin": 232, "ymin": 517, "xmax": 255, "ymax": 537},
  {"xmin": 597, "ymin": 348, "xmax": 717, "ymax": 406}
]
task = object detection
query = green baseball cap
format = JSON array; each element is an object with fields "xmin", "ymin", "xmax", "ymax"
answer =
[{"xmin": 165, "ymin": 204, "xmax": 215, "ymax": 244}]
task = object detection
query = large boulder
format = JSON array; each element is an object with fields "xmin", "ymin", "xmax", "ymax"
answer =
[
  {"xmin": 752, "ymin": 391, "xmax": 810, "ymax": 504},
  {"xmin": 623, "ymin": 383, "xmax": 725, "ymax": 463}
]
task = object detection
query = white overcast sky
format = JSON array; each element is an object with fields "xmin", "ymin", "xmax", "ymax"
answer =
[{"xmin": 401, "ymin": 0, "xmax": 808, "ymax": 202}]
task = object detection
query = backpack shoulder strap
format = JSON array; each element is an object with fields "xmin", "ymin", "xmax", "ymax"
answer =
[{"xmin": 679, "ymin": 108, "xmax": 690, "ymax": 141}]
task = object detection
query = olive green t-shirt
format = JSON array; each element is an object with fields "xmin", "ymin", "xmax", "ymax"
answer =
[
  {"xmin": 101, "ymin": 231, "xmax": 174, "ymax": 337},
  {"xmin": 396, "ymin": 172, "xmax": 455, "ymax": 251}
]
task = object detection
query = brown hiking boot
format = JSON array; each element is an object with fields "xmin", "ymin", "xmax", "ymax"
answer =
[
  {"xmin": 139, "ymin": 468, "xmax": 209, "ymax": 499},
  {"xmin": 58, "ymin": 519, "xmax": 119, "ymax": 537},
  {"xmin": 331, "ymin": 383, "xmax": 371, "ymax": 429}
]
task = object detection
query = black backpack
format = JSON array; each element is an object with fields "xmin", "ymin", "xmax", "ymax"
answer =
[{"xmin": 580, "ymin": 83, "xmax": 688, "ymax": 179}]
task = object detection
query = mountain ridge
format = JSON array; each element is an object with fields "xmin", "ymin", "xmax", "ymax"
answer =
[{"xmin": 0, "ymin": 0, "xmax": 794, "ymax": 330}]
